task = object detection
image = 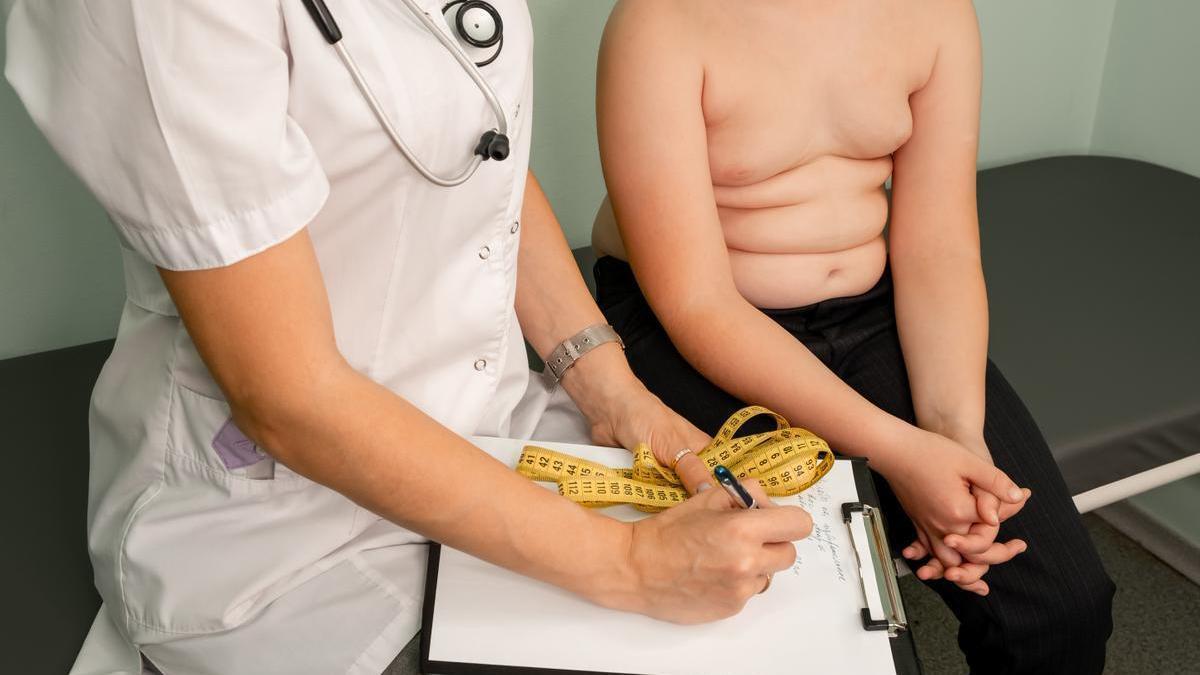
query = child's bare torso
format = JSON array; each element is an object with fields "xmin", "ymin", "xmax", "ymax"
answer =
[{"xmin": 594, "ymin": 0, "xmax": 935, "ymax": 308}]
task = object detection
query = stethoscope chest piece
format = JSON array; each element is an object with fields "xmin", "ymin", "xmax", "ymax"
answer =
[{"xmin": 444, "ymin": 0, "xmax": 504, "ymax": 67}]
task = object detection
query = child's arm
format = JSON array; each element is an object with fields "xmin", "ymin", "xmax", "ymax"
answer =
[{"xmin": 597, "ymin": 0, "xmax": 1024, "ymax": 592}]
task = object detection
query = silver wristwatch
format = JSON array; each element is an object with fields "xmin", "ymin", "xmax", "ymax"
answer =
[{"xmin": 543, "ymin": 324, "xmax": 625, "ymax": 384}]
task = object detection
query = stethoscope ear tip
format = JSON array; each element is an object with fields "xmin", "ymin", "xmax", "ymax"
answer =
[{"xmin": 476, "ymin": 131, "xmax": 510, "ymax": 161}]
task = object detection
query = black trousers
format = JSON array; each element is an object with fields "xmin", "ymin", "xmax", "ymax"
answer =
[{"xmin": 595, "ymin": 257, "xmax": 1115, "ymax": 675}]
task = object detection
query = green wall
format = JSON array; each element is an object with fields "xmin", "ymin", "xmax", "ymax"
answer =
[
  {"xmin": 0, "ymin": 26, "xmax": 126, "ymax": 360},
  {"xmin": 527, "ymin": 0, "xmax": 617, "ymax": 249},
  {"xmin": 1090, "ymin": 0, "xmax": 1200, "ymax": 546},
  {"xmin": 1091, "ymin": 0, "xmax": 1200, "ymax": 178},
  {"xmin": 974, "ymin": 0, "xmax": 1117, "ymax": 168}
]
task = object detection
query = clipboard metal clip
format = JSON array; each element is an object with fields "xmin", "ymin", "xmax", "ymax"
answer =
[{"xmin": 843, "ymin": 502, "xmax": 908, "ymax": 638}]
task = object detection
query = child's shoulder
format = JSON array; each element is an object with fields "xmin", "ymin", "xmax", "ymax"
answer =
[{"xmin": 603, "ymin": 0, "xmax": 711, "ymax": 62}]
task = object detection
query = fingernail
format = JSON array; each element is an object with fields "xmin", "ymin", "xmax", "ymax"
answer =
[
  {"xmin": 1009, "ymin": 488, "xmax": 1023, "ymax": 501},
  {"xmin": 697, "ymin": 483, "xmax": 713, "ymax": 493}
]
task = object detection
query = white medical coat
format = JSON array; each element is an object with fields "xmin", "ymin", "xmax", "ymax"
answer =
[{"xmin": 5, "ymin": 1, "xmax": 584, "ymax": 672}]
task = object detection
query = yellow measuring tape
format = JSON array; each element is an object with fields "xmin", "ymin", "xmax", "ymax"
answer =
[{"xmin": 516, "ymin": 406, "xmax": 835, "ymax": 512}]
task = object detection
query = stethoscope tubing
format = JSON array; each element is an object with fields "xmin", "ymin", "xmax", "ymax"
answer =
[
  {"xmin": 334, "ymin": 42, "xmax": 484, "ymax": 187},
  {"xmin": 304, "ymin": 0, "xmax": 509, "ymax": 187},
  {"xmin": 399, "ymin": 0, "xmax": 508, "ymax": 140}
]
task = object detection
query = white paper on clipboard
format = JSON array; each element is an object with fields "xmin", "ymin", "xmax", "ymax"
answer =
[{"xmin": 424, "ymin": 437, "xmax": 897, "ymax": 675}]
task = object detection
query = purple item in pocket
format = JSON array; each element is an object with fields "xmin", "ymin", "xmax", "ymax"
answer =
[{"xmin": 212, "ymin": 417, "xmax": 266, "ymax": 470}]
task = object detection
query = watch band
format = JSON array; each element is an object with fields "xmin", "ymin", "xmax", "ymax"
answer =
[{"xmin": 543, "ymin": 324, "xmax": 624, "ymax": 383}]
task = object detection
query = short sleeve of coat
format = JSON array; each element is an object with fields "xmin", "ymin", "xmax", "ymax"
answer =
[{"xmin": 5, "ymin": 1, "xmax": 329, "ymax": 270}]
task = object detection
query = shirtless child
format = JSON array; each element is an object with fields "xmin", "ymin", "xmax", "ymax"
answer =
[{"xmin": 592, "ymin": 1, "xmax": 1114, "ymax": 672}]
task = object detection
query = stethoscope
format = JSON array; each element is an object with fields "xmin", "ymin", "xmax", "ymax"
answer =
[{"xmin": 301, "ymin": 0, "xmax": 510, "ymax": 187}]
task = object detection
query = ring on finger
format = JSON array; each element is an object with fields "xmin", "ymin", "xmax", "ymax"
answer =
[
  {"xmin": 758, "ymin": 574, "xmax": 773, "ymax": 594},
  {"xmin": 668, "ymin": 448, "xmax": 693, "ymax": 470}
]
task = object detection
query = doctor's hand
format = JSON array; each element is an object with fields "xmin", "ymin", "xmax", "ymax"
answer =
[
  {"xmin": 574, "ymin": 372, "xmax": 715, "ymax": 494},
  {"xmin": 604, "ymin": 481, "xmax": 811, "ymax": 624}
]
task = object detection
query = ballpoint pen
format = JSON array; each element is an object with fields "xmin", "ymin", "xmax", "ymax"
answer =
[{"xmin": 713, "ymin": 464, "xmax": 758, "ymax": 509}]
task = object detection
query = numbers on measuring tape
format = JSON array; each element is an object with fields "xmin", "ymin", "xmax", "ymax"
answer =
[{"xmin": 516, "ymin": 406, "xmax": 835, "ymax": 512}]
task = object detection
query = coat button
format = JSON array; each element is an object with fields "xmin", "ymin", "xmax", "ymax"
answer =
[
  {"xmin": 510, "ymin": 219, "xmax": 520, "ymax": 234},
  {"xmin": 478, "ymin": 245, "xmax": 492, "ymax": 260},
  {"xmin": 474, "ymin": 358, "xmax": 487, "ymax": 371}
]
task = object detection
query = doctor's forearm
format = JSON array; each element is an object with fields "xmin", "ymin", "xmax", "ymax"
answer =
[
  {"xmin": 246, "ymin": 363, "xmax": 636, "ymax": 602},
  {"xmin": 515, "ymin": 172, "xmax": 610, "ymax": 354},
  {"xmin": 515, "ymin": 171, "xmax": 645, "ymax": 417}
]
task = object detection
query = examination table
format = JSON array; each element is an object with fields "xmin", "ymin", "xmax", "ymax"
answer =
[{"xmin": 5, "ymin": 155, "xmax": 1197, "ymax": 674}]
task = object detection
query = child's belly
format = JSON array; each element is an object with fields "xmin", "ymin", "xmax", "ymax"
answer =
[
  {"xmin": 727, "ymin": 235, "xmax": 888, "ymax": 309},
  {"xmin": 592, "ymin": 154, "xmax": 892, "ymax": 309},
  {"xmin": 716, "ymin": 158, "xmax": 891, "ymax": 308}
]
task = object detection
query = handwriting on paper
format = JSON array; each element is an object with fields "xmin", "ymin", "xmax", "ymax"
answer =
[{"xmin": 788, "ymin": 483, "xmax": 848, "ymax": 583}]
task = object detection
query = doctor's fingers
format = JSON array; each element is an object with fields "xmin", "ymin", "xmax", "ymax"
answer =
[
  {"xmin": 715, "ymin": 542, "xmax": 795, "ymax": 597},
  {"xmin": 733, "ymin": 504, "xmax": 813, "ymax": 543},
  {"xmin": 741, "ymin": 476, "xmax": 779, "ymax": 509},
  {"xmin": 644, "ymin": 412, "xmax": 709, "ymax": 463},
  {"xmin": 702, "ymin": 474, "xmax": 778, "ymax": 511},
  {"xmin": 674, "ymin": 452, "xmax": 717, "ymax": 495},
  {"xmin": 758, "ymin": 540, "xmax": 800, "ymax": 575}
]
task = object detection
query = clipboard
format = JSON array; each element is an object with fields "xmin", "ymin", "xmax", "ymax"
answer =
[
  {"xmin": 421, "ymin": 439, "xmax": 921, "ymax": 675},
  {"xmin": 844, "ymin": 458, "xmax": 921, "ymax": 675}
]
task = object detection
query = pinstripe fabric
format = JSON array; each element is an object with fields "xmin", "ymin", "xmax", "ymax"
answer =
[{"xmin": 596, "ymin": 257, "xmax": 1115, "ymax": 675}]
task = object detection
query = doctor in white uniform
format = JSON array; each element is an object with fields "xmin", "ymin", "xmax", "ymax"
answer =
[{"xmin": 5, "ymin": 1, "xmax": 813, "ymax": 673}]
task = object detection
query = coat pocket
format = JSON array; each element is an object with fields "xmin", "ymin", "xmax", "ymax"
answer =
[
  {"xmin": 163, "ymin": 383, "xmax": 313, "ymax": 491},
  {"xmin": 119, "ymin": 382, "xmax": 360, "ymax": 638}
]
